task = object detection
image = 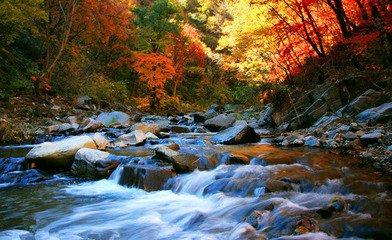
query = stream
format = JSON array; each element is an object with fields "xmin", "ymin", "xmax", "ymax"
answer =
[{"xmin": 0, "ymin": 133, "xmax": 391, "ymax": 240}]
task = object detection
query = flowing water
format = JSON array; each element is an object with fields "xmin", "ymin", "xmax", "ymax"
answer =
[{"xmin": 0, "ymin": 136, "xmax": 392, "ymax": 240}]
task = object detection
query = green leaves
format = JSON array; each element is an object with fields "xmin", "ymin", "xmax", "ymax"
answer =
[{"xmin": 133, "ymin": 0, "xmax": 180, "ymax": 52}]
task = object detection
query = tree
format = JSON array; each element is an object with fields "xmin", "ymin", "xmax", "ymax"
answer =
[{"xmin": 132, "ymin": 52, "xmax": 176, "ymax": 108}]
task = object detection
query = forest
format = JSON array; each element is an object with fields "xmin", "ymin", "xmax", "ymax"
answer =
[{"xmin": 1, "ymin": 0, "xmax": 391, "ymax": 110}]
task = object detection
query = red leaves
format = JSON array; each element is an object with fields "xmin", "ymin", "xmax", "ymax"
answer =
[{"xmin": 132, "ymin": 52, "xmax": 176, "ymax": 90}]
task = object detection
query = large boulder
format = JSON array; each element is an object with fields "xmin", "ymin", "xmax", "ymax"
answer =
[
  {"xmin": 26, "ymin": 135, "xmax": 97, "ymax": 170},
  {"xmin": 118, "ymin": 164, "xmax": 175, "ymax": 191},
  {"xmin": 96, "ymin": 111, "xmax": 130, "ymax": 127},
  {"xmin": 357, "ymin": 102, "xmax": 392, "ymax": 124},
  {"xmin": 204, "ymin": 113, "xmax": 236, "ymax": 132},
  {"xmin": 113, "ymin": 130, "xmax": 147, "ymax": 147},
  {"xmin": 210, "ymin": 124, "xmax": 260, "ymax": 145},
  {"xmin": 71, "ymin": 148, "xmax": 121, "ymax": 179}
]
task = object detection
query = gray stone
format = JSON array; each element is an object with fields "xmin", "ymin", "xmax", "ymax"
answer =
[
  {"xmin": 204, "ymin": 113, "xmax": 236, "ymax": 132},
  {"xmin": 360, "ymin": 131, "xmax": 384, "ymax": 145},
  {"xmin": 357, "ymin": 102, "xmax": 392, "ymax": 124},
  {"xmin": 210, "ymin": 124, "xmax": 260, "ymax": 145}
]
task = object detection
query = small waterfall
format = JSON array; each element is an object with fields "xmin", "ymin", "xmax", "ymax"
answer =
[{"xmin": 108, "ymin": 165, "xmax": 124, "ymax": 184}]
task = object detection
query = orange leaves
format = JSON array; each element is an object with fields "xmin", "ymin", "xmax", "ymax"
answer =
[
  {"xmin": 132, "ymin": 52, "xmax": 176, "ymax": 90},
  {"xmin": 74, "ymin": 0, "xmax": 133, "ymax": 46}
]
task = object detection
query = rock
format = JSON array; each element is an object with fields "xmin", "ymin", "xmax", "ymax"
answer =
[
  {"xmin": 170, "ymin": 154, "xmax": 201, "ymax": 173},
  {"xmin": 304, "ymin": 136, "xmax": 321, "ymax": 147},
  {"xmin": 219, "ymin": 153, "xmax": 249, "ymax": 165},
  {"xmin": 316, "ymin": 196, "xmax": 347, "ymax": 218},
  {"xmin": 294, "ymin": 217, "xmax": 319, "ymax": 235},
  {"xmin": 113, "ymin": 130, "xmax": 147, "ymax": 147},
  {"xmin": 47, "ymin": 124, "xmax": 60, "ymax": 134},
  {"xmin": 190, "ymin": 112, "xmax": 206, "ymax": 123},
  {"xmin": 250, "ymin": 157, "xmax": 268, "ymax": 166},
  {"xmin": 387, "ymin": 145, "xmax": 392, "ymax": 152},
  {"xmin": 58, "ymin": 123, "xmax": 79, "ymax": 132},
  {"xmin": 146, "ymin": 132, "xmax": 159, "ymax": 139},
  {"xmin": 265, "ymin": 179, "xmax": 293, "ymax": 192},
  {"xmin": 0, "ymin": 169, "xmax": 47, "ymax": 186},
  {"xmin": 338, "ymin": 89, "xmax": 382, "ymax": 116},
  {"xmin": 76, "ymin": 95, "xmax": 92, "ymax": 109},
  {"xmin": 90, "ymin": 132, "xmax": 110, "ymax": 150},
  {"xmin": 71, "ymin": 148, "xmax": 120, "ymax": 179},
  {"xmin": 204, "ymin": 113, "xmax": 236, "ymax": 132},
  {"xmin": 258, "ymin": 104, "xmax": 275, "ymax": 127},
  {"xmin": 118, "ymin": 164, "xmax": 175, "ymax": 191},
  {"xmin": 210, "ymin": 124, "xmax": 260, "ymax": 145},
  {"xmin": 131, "ymin": 123, "xmax": 163, "ymax": 135},
  {"xmin": 67, "ymin": 116, "xmax": 78, "ymax": 125},
  {"xmin": 324, "ymin": 139, "xmax": 339, "ymax": 149},
  {"xmin": 311, "ymin": 115, "xmax": 339, "ymax": 130},
  {"xmin": 357, "ymin": 102, "xmax": 392, "ymax": 124},
  {"xmin": 205, "ymin": 104, "xmax": 225, "ymax": 119},
  {"xmin": 360, "ymin": 131, "xmax": 383, "ymax": 145},
  {"xmin": 96, "ymin": 111, "xmax": 130, "ymax": 127},
  {"xmin": 26, "ymin": 135, "xmax": 97, "ymax": 170},
  {"xmin": 245, "ymin": 210, "xmax": 268, "ymax": 228},
  {"xmin": 82, "ymin": 118, "xmax": 104, "ymax": 132},
  {"xmin": 154, "ymin": 145, "xmax": 179, "ymax": 160},
  {"xmin": 170, "ymin": 125, "xmax": 190, "ymax": 133},
  {"xmin": 343, "ymin": 132, "xmax": 357, "ymax": 140}
]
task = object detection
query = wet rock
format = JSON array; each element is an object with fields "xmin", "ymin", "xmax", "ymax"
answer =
[
  {"xmin": 265, "ymin": 179, "xmax": 293, "ymax": 192},
  {"xmin": 58, "ymin": 123, "xmax": 79, "ymax": 133},
  {"xmin": 0, "ymin": 157, "xmax": 26, "ymax": 174},
  {"xmin": 131, "ymin": 122, "xmax": 164, "ymax": 135},
  {"xmin": 204, "ymin": 113, "xmax": 236, "ymax": 132},
  {"xmin": 26, "ymin": 135, "xmax": 97, "ymax": 170},
  {"xmin": 210, "ymin": 124, "xmax": 260, "ymax": 145},
  {"xmin": 316, "ymin": 196, "xmax": 347, "ymax": 218},
  {"xmin": 71, "ymin": 148, "xmax": 120, "ymax": 179},
  {"xmin": 258, "ymin": 104, "xmax": 275, "ymax": 127},
  {"xmin": 96, "ymin": 111, "xmax": 130, "ymax": 127},
  {"xmin": 304, "ymin": 136, "xmax": 321, "ymax": 147},
  {"xmin": 245, "ymin": 210, "xmax": 268, "ymax": 228},
  {"xmin": 0, "ymin": 169, "xmax": 47, "ymax": 186},
  {"xmin": 67, "ymin": 116, "xmax": 78, "ymax": 125},
  {"xmin": 219, "ymin": 153, "xmax": 249, "ymax": 165},
  {"xmin": 170, "ymin": 154, "xmax": 201, "ymax": 173},
  {"xmin": 324, "ymin": 139, "xmax": 339, "ymax": 149},
  {"xmin": 119, "ymin": 164, "xmax": 175, "ymax": 191},
  {"xmin": 113, "ymin": 130, "xmax": 147, "ymax": 147},
  {"xmin": 250, "ymin": 157, "xmax": 268, "ymax": 166},
  {"xmin": 360, "ymin": 131, "xmax": 383, "ymax": 145},
  {"xmin": 387, "ymin": 145, "xmax": 392, "ymax": 151},
  {"xmin": 154, "ymin": 145, "xmax": 179, "ymax": 160},
  {"xmin": 47, "ymin": 124, "xmax": 60, "ymax": 134},
  {"xmin": 294, "ymin": 217, "xmax": 319, "ymax": 235},
  {"xmin": 357, "ymin": 102, "xmax": 392, "ymax": 124},
  {"xmin": 170, "ymin": 125, "xmax": 190, "ymax": 133}
]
